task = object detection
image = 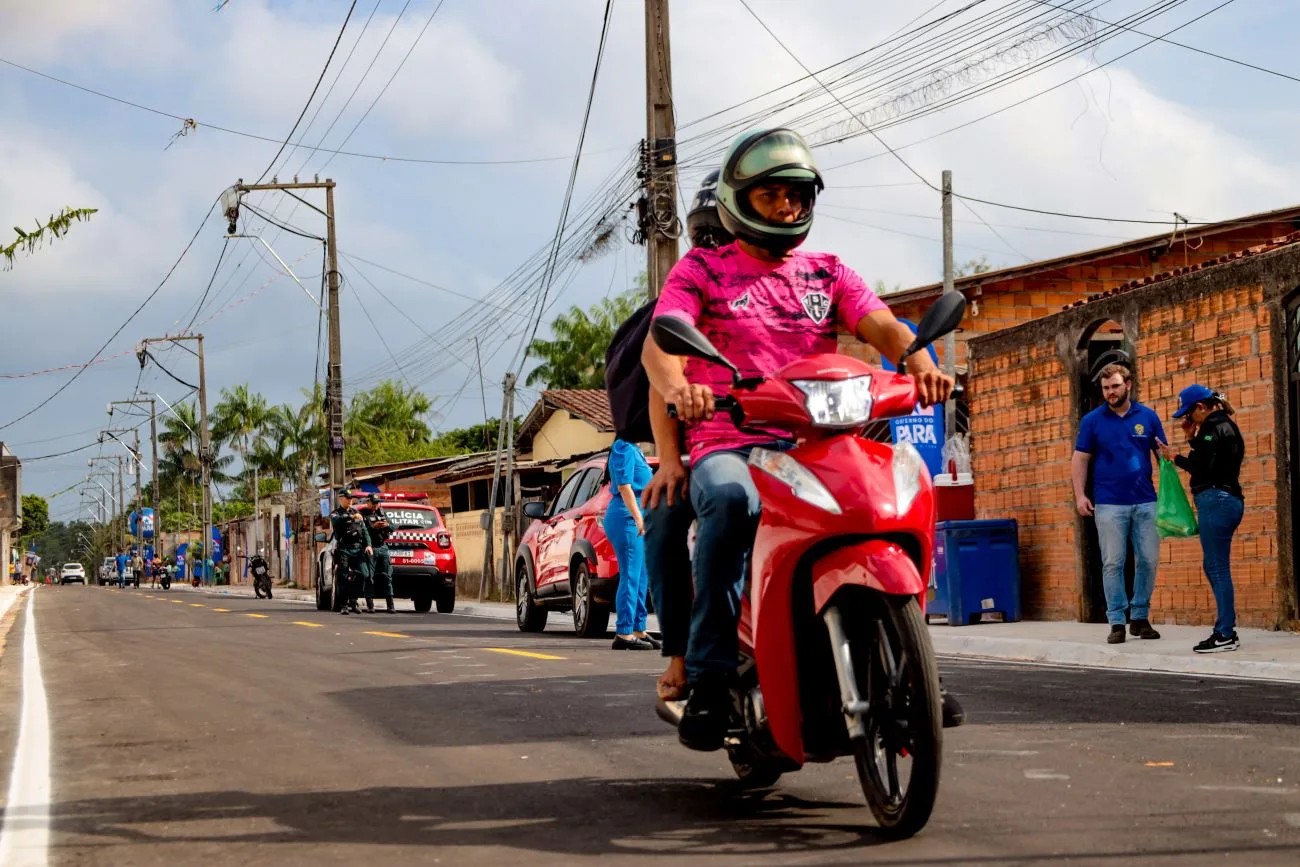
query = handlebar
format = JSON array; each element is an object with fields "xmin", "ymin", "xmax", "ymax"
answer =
[{"xmin": 665, "ymin": 394, "xmax": 736, "ymax": 420}]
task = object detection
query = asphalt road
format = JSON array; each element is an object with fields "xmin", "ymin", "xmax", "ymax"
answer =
[{"xmin": 2, "ymin": 584, "xmax": 1299, "ymax": 866}]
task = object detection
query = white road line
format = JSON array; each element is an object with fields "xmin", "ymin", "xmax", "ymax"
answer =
[
  {"xmin": 0, "ymin": 591, "xmax": 51, "ymax": 866},
  {"xmin": 1023, "ymin": 769, "xmax": 1070, "ymax": 781},
  {"xmin": 1196, "ymin": 785, "xmax": 1299, "ymax": 796}
]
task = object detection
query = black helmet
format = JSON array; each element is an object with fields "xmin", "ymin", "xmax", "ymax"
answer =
[
  {"xmin": 686, "ymin": 169, "xmax": 734, "ymax": 250},
  {"xmin": 716, "ymin": 128, "xmax": 824, "ymax": 256}
]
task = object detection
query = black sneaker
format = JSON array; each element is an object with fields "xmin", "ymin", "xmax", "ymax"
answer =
[
  {"xmin": 1107, "ymin": 625, "xmax": 1126, "ymax": 644},
  {"xmin": 386, "ymin": 599, "xmax": 396, "ymax": 613},
  {"xmin": 678, "ymin": 675, "xmax": 731, "ymax": 752},
  {"xmin": 940, "ymin": 686, "xmax": 966, "ymax": 728},
  {"xmin": 637, "ymin": 634, "xmax": 663, "ymax": 651},
  {"xmin": 1194, "ymin": 631, "xmax": 1239, "ymax": 653},
  {"xmin": 366, "ymin": 602, "xmax": 375, "ymax": 613},
  {"xmin": 611, "ymin": 635, "xmax": 653, "ymax": 651},
  {"xmin": 340, "ymin": 607, "xmax": 350, "ymax": 616},
  {"xmin": 1130, "ymin": 619, "xmax": 1161, "ymax": 640}
]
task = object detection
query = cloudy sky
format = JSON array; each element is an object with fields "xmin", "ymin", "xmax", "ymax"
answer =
[{"xmin": 3, "ymin": 0, "xmax": 1295, "ymax": 518}]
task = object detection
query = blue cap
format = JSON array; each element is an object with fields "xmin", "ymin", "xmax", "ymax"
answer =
[{"xmin": 1173, "ymin": 384, "xmax": 1214, "ymax": 419}]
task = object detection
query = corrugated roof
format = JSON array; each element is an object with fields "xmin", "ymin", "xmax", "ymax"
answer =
[
  {"xmin": 1059, "ymin": 232, "xmax": 1300, "ymax": 311},
  {"xmin": 880, "ymin": 203, "xmax": 1300, "ymax": 306},
  {"xmin": 517, "ymin": 389, "xmax": 615, "ymax": 443}
]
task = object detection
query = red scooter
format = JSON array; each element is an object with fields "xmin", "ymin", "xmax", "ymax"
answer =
[{"xmin": 652, "ymin": 293, "xmax": 966, "ymax": 839}]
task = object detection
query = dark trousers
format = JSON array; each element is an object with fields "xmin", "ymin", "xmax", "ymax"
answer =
[
  {"xmin": 645, "ymin": 493, "xmax": 696, "ymax": 660},
  {"xmin": 367, "ymin": 546, "xmax": 393, "ymax": 603},
  {"xmin": 336, "ymin": 548, "xmax": 373, "ymax": 604}
]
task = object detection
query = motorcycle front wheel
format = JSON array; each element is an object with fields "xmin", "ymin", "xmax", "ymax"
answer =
[{"xmin": 832, "ymin": 593, "xmax": 942, "ymax": 840}]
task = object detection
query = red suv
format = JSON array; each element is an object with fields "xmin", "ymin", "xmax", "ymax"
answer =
[{"xmin": 515, "ymin": 453, "xmax": 656, "ymax": 636}]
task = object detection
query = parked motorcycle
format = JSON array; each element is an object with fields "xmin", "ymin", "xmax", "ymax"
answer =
[
  {"xmin": 159, "ymin": 565, "xmax": 171, "ymax": 591},
  {"xmin": 251, "ymin": 556, "xmax": 273, "ymax": 599},
  {"xmin": 651, "ymin": 293, "xmax": 966, "ymax": 840}
]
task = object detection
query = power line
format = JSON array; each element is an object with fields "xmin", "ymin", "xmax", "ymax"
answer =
[
  {"xmin": 0, "ymin": 196, "xmax": 220, "ymax": 432},
  {"xmin": 513, "ymin": 0, "xmax": 616, "ymax": 374},
  {"xmin": 0, "ymin": 54, "xmax": 596, "ymax": 166},
  {"xmin": 1029, "ymin": 0, "xmax": 1299, "ymax": 84},
  {"xmin": 181, "ymin": 237, "xmax": 231, "ymax": 334},
  {"xmin": 257, "ymin": 1, "xmax": 356, "ymax": 182}
]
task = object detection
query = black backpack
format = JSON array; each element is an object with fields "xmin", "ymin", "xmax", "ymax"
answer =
[{"xmin": 604, "ymin": 298, "xmax": 657, "ymax": 443}]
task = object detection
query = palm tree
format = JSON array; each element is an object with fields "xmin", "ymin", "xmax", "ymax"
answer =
[
  {"xmin": 526, "ymin": 287, "xmax": 642, "ymax": 388},
  {"xmin": 213, "ymin": 385, "xmax": 270, "ymax": 545},
  {"xmin": 345, "ymin": 380, "xmax": 433, "ymax": 450}
]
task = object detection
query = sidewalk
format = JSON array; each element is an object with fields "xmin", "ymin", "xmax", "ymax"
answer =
[{"xmin": 928, "ymin": 619, "xmax": 1300, "ymax": 683}]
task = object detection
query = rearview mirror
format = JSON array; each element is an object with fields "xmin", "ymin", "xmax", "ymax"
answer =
[
  {"xmin": 651, "ymin": 317, "xmax": 739, "ymax": 382},
  {"xmin": 522, "ymin": 501, "xmax": 547, "ymax": 520},
  {"xmin": 899, "ymin": 293, "xmax": 967, "ymax": 373}
]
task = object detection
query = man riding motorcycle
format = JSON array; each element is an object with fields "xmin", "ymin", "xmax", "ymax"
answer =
[{"xmin": 641, "ymin": 127, "xmax": 958, "ymax": 751}]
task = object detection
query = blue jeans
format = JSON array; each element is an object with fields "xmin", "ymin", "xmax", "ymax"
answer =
[
  {"xmin": 604, "ymin": 509, "xmax": 648, "ymax": 635},
  {"xmin": 645, "ymin": 491, "xmax": 696, "ymax": 659},
  {"xmin": 684, "ymin": 446, "xmax": 768, "ymax": 683},
  {"xmin": 1194, "ymin": 489, "xmax": 1244, "ymax": 635},
  {"xmin": 117, "ymin": 571, "xmax": 126, "ymax": 588},
  {"xmin": 1094, "ymin": 502, "xmax": 1160, "ymax": 626}
]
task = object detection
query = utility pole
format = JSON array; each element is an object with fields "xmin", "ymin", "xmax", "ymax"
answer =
[
  {"xmin": 137, "ymin": 335, "xmax": 212, "ymax": 582},
  {"xmin": 88, "ymin": 455, "xmax": 124, "ymax": 549},
  {"xmin": 479, "ymin": 375, "xmax": 515, "ymax": 603},
  {"xmin": 227, "ymin": 178, "xmax": 345, "ymax": 509},
  {"xmin": 109, "ymin": 397, "xmax": 159, "ymax": 554},
  {"xmin": 498, "ymin": 374, "xmax": 518, "ymax": 601},
  {"xmin": 941, "ymin": 170, "xmax": 957, "ymax": 441},
  {"xmin": 643, "ymin": 0, "xmax": 680, "ymax": 300},
  {"xmin": 102, "ymin": 427, "xmax": 145, "ymax": 560}
]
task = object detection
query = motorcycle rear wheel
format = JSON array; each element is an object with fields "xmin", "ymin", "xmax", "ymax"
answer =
[{"xmin": 843, "ymin": 594, "xmax": 942, "ymax": 840}]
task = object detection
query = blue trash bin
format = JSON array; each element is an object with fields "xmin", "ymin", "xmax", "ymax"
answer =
[{"xmin": 927, "ymin": 519, "xmax": 1021, "ymax": 626}]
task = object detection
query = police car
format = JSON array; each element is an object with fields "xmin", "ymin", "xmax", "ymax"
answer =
[{"xmin": 315, "ymin": 492, "xmax": 458, "ymax": 613}]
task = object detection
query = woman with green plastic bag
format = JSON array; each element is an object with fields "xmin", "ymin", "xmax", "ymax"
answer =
[{"xmin": 1158, "ymin": 385, "xmax": 1245, "ymax": 654}]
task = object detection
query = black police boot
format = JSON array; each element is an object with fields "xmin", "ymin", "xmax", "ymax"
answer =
[
  {"xmin": 365, "ymin": 598, "xmax": 375, "ymax": 613},
  {"xmin": 386, "ymin": 597, "xmax": 395, "ymax": 613}
]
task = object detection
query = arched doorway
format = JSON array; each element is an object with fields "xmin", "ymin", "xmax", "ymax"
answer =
[{"xmin": 1076, "ymin": 318, "xmax": 1136, "ymax": 623}]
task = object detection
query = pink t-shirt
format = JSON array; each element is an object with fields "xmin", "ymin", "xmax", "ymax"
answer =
[{"xmin": 653, "ymin": 243, "xmax": 888, "ymax": 461}]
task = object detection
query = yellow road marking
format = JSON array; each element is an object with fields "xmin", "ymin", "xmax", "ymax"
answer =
[
  {"xmin": 189, "ymin": 603, "xmax": 205, "ymax": 607},
  {"xmin": 245, "ymin": 613, "xmax": 269, "ymax": 619},
  {"xmin": 1145, "ymin": 761, "xmax": 1176, "ymax": 767},
  {"xmin": 170, "ymin": 600, "xmax": 185, "ymax": 604},
  {"xmin": 292, "ymin": 621, "xmax": 324, "ymax": 628},
  {"xmin": 485, "ymin": 648, "xmax": 566, "ymax": 661},
  {"xmin": 364, "ymin": 631, "xmax": 411, "ymax": 639},
  {"xmin": 212, "ymin": 608, "xmax": 231, "ymax": 612}
]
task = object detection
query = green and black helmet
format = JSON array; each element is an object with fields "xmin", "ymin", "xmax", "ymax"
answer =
[{"xmin": 716, "ymin": 127, "xmax": 824, "ymax": 256}]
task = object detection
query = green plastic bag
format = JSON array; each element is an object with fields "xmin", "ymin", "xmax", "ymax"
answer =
[{"xmin": 1156, "ymin": 458, "xmax": 1198, "ymax": 538}]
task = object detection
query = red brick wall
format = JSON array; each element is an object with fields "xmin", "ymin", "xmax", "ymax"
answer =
[
  {"xmin": 967, "ymin": 254, "xmax": 1295, "ymax": 628},
  {"xmin": 967, "ymin": 342, "xmax": 1078, "ymax": 619},
  {"xmin": 1139, "ymin": 284, "xmax": 1282, "ymax": 627}
]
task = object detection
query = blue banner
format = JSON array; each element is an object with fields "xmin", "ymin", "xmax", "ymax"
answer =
[
  {"xmin": 880, "ymin": 318, "xmax": 946, "ymax": 477},
  {"xmin": 129, "ymin": 508, "xmax": 156, "ymax": 540}
]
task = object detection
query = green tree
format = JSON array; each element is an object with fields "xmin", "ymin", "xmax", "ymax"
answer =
[
  {"xmin": 955, "ymin": 256, "xmax": 994, "ymax": 278},
  {"xmin": 20, "ymin": 494, "xmax": 49, "ymax": 540},
  {"xmin": 525, "ymin": 286, "xmax": 643, "ymax": 389},
  {"xmin": 213, "ymin": 384, "xmax": 270, "ymax": 512}
]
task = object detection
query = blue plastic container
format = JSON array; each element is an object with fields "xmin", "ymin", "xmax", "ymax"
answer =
[{"xmin": 927, "ymin": 519, "xmax": 1021, "ymax": 626}]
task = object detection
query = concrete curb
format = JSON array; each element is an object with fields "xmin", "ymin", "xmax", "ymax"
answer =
[{"xmin": 930, "ymin": 632, "xmax": 1300, "ymax": 683}]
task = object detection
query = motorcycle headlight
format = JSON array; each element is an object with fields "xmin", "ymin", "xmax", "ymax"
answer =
[
  {"xmin": 892, "ymin": 440, "xmax": 926, "ymax": 513},
  {"xmin": 791, "ymin": 376, "xmax": 874, "ymax": 428},
  {"xmin": 749, "ymin": 448, "xmax": 841, "ymax": 514}
]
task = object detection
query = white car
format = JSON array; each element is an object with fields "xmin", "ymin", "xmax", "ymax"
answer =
[{"xmin": 60, "ymin": 562, "xmax": 87, "ymax": 585}]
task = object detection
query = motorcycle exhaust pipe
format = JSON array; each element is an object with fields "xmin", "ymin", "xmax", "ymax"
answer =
[{"xmin": 655, "ymin": 698, "xmax": 686, "ymax": 728}]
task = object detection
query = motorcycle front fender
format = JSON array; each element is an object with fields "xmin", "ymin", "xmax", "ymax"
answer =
[{"xmin": 811, "ymin": 540, "xmax": 926, "ymax": 614}]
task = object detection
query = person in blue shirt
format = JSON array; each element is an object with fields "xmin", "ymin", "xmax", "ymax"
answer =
[
  {"xmin": 1072, "ymin": 363, "xmax": 1168, "ymax": 644},
  {"xmin": 604, "ymin": 438, "xmax": 656, "ymax": 650},
  {"xmin": 114, "ymin": 550, "xmax": 128, "ymax": 589}
]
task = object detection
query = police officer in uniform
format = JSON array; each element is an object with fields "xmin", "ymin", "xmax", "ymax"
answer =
[
  {"xmin": 330, "ymin": 488, "xmax": 372, "ymax": 615},
  {"xmin": 364, "ymin": 493, "xmax": 396, "ymax": 613}
]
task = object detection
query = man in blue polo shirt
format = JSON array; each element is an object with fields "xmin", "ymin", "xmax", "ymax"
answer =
[{"xmin": 1072, "ymin": 363, "xmax": 1167, "ymax": 644}]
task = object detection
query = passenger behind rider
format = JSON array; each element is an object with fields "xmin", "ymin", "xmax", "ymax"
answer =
[
  {"xmin": 640, "ymin": 128, "xmax": 953, "ymax": 752},
  {"xmin": 642, "ymin": 169, "xmax": 732, "ymax": 701}
]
